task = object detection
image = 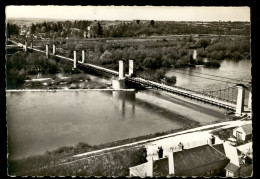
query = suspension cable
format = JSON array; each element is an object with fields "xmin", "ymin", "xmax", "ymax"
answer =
[
  {"xmin": 168, "ymin": 69, "xmax": 241, "ymax": 84},
  {"xmin": 172, "ymin": 68, "xmax": 251, "ymax": 83}
]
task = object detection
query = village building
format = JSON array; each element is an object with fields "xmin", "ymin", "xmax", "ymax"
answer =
[
  {"xmin": 233, "ymin": 124, "xmax": 252, "ymax": 142},
  {"xmin": 130, "ymin": 140, "xmax": 252, "ymax": 177},
  {"xmin": 129, "ymin": 144, "xmax": 229, "ymax": 177},
  {"xmin": 87, "ymin": 21, "xmax": 98, "ymax": 38},
  {"xmin": 212, "ymin": 142, "xmax": 241, "ymax": 177}
]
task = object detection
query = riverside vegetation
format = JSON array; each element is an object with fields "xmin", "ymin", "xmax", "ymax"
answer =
[
  {"xmin": 6, "ymin": 20, "xmax": 250, "ymax": 88},
  {"xmin": 6, "ymin": 35, "xmax": 250, "ymax": 88}
]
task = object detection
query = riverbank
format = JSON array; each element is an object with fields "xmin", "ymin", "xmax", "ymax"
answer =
[
  {"xmin": 7, "ymin": 89, "xmax": 136, "ymax": 92},
  {"xmin": 8, "ymin": 117, "xmax": 251, "ymax": 176}
]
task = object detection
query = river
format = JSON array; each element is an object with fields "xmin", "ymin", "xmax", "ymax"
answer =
[
  {"xmin": 165, "ymin": 59, "xmax": 251, "ymax": 92},
  {"xmin": 6, "ymin": 59, "xmax": 251, "ymax": 159}
]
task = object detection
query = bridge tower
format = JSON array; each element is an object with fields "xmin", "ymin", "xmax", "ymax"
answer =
[
  {"xmin": 235, "ymin": 84, "xmax": 246, "ymax": 116},
  {"xmin": 248, "ymin": 90, "xmax": 252, "ymax": 110},
  {"xmin": 112, "ymin": 60, "xmax": 126, "ymax": 89},
  {"xmin": 53, "ymin": 44, "xmax": 56, "ymax": 55},
  {"xmin": 24, "ymin": 40, "xmax": 27, "ymax": 52},
  {"xmin": 82, "ymin": 50, "xmax": 85, "ymax": 63},
  {"xmin": 73, "ymin": 50, "xmax": 77, "ymax": 69},
  {"xmin": 46, "ymin": 44, "xmax": 49, "ymax": 58},
  {"xmin": 129, "ymin": 60, "xmax": 134, "ymax": 77},
  {"xmin": 119, "ymin": 60, "xmax": 125, "ymax": 79}
]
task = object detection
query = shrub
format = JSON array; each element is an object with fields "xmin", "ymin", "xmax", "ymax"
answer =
[
  {"xmin": 155, "ymin": 68, "xmax": 166, "ymax": 81},
  {"xmin": 165, "ymin": 76, "xmax": 177, "ymax": 85},
  {"xmin": 204, "ymin": 60, "xmax": 220, "ymax": 68}
]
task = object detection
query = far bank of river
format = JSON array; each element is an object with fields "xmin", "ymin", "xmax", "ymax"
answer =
[{"xmin": 18, "ymin": 72, "xmax": 113, "ymax": 90}]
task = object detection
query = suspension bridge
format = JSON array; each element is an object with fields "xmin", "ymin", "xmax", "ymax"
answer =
[{"xmin": 6, "ymin": 39, "xmax": 252, "ymax": 116}]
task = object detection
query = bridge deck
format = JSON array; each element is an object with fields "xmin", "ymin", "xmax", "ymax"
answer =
[
  {"xmin": 126, "ymin": 77, "xmax": 236, "ymax": 110},
  {"xmin": 7, "ymin": 40, "xmax": 237, "ymax": 110}
]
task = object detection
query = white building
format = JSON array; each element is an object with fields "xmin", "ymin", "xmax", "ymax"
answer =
[{"xmin": 233, "ymin": 124, "xmax": 252, "ymax": 142}]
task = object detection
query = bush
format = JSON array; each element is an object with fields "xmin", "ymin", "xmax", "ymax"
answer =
[
  {"xmin": 165, "ymin": 76, "xmax": 177, "ymax": 85},
  {"xmin": 204, "ymin": 60, "xmax": 220, "ymax": 68},
  {"xmin": 195, "ymin": 57, "xmax": 204, "ymax": 65},
  {"xmin": 155, "ymin": 68, "xmax": 166, "ymax": 81},
  {"xmin": 143, "ymin": 57, "xmax": 161, "ymax": 69}
]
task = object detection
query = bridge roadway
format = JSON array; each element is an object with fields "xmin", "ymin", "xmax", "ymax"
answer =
[{"xmin": 8, "ymin": 40, "xmax": 236, "ymax": 110}]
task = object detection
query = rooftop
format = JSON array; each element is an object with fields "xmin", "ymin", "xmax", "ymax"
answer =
[
  {"xmin": 236, "ymin": 124, "xmax": 252, "ymax": 135},
  {"xmin": 129, "ymin": 162, "xmax": 150, "ymax": 177},
  {"xmin": 240, "ymin": 164, "xmax": 253, "ymax": 177},
  {"xmin": 153, "ymin": 144, "xmax": 229, "ymax": 176},
  {"xmin": 225, "ymin": 162, "xmax": 240, "ymax": 173},
  {"xmin": 212, "ymin": 143, "xmax": 226, "ymax": 155}
]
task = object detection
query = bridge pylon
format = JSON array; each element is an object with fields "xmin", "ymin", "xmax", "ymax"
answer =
[
  {"xmin": 82, "ymin": 50, "xmax": 85, "ymax": 63},
  {"xmin": 46, "ymin": 44, "xmax": 49, "ymax": 58},
  {"xmin": 53, "ymin": 44, "xmax": 56, "ymax": 55},
  {"xmin": 248, "ymin": 91, "xmax": 252, "ymax": 110},
  {"xmin": 24, "ymin": 40, "xmax": 27, "ymax": 52},
  {"xmin": 119, "ymin": 60, "xmax": 125, "ymax": 80},
  {"xmin": 112, "ymin": 60, "xmax": 126, "ymax": 89},
  {"xmin": 235, "ymin": 84, "xmax": 246, "ymax": 116},
  {"xmin": 129, "ymin": 60, "xmax": 134, "ymax": 77},
  {"xmin": 73, "ymin": 50, "xmax": 77, "ymax": 69}
]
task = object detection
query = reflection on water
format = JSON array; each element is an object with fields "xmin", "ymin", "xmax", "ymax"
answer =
[
  {"xmin": 112, "ymin": 91, "xmax": 136, "ymax": 118},
  {"xmin": 7, "ymin": 89, "xmax": 226, "ymax": 159}
]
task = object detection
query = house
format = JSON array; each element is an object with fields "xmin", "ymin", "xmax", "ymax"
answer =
[
  {"xmin": 212, "ymin": 142, "xmax": 240, "ymax": 177},
  {"xmin": 233, "ymin": 124, "xmax": 252, "ymax": 142},
  {"xmin": 129, "ymin": 144, "xmax": 229, "ymax": 177},
  {"xmin": 236, "ymin": 142, "xmax": 252, "ymax": 158},
  {"xmin": 213, "ymin": 142, "xmax": 252, "ymax": 177}
]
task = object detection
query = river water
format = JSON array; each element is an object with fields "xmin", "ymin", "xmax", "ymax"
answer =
[
  {"xmin": 7, "ymin": 59, "xmax": 251, "ymax": 159},
  {"xmin": 166, "ymin": 59, "xmax": 251, "ymax": 92}
]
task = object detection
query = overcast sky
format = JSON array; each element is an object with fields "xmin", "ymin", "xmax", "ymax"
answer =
[{"xmin": 5, "ymin": 6, "xmax": 250, "ymax": 22}]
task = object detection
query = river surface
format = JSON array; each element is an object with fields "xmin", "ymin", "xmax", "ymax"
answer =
[
  {"xmin": 7, "ymin": 59, "xmax": 251, "ymax": 159},
  {"xmin": 165, "ymin": 59, "xmax": 251, "ymax": 91}
]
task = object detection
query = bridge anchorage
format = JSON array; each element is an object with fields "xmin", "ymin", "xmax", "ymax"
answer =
[{"xmin": 8, "ymin": 39, "xmax": 252, "ymax": 117}]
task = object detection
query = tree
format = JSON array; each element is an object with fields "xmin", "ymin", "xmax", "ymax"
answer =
[
  {"xmin": 41, "ymin": 26, "xmax": 46, "ymax": 33},
  {"xmin": 150, "ymin": 20, "xmax": 155, "ymax": 26},
  {"xmin": 188, "ymin": 35, "xmax": 193, "ymax": 42},
  {"xmin": 189, "ymin": 54, "xmax": 195, "ymax": 65},
  {"xmin": 155, "ymin": 68, "xmax": 166, "ymax": 81},
  {"xmin": 97, "ymin": 22, "xmax": 103, "ymax": 36},
  {"xmin": 165, "ymin": 76, "xmax": 177, "ymax": 86},
  {"xmin": 31, "ymin": 23, "xmax": 36, "ymax": 34},
  {"xmin": 136, "ymin": 20, "xmax": 140, "ymax": 24},
  {"xmin": 200, "ymin": 39, "xmax": 210, "ymax": 50},
  {"xmin": 6, "ymin": 23, "xmax": 19, "ymax": 38}
]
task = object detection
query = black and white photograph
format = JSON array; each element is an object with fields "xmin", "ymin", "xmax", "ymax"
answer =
[{"xmin": 5, "ymin": 5, "xmax": 252, "ymax": 177}]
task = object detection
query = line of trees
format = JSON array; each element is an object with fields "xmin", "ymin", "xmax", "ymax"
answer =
[
  {"xmin": 10, "ymin": 20, "xmax": 250, "ymax": 39},
  {"xmin": 6, "ymin": 51, "xmax": 73, "ymax": 89},
  {"xmin": 6, "ymin": 23, "xmax": 20, "ymax": 38},
  {"xmin": 6, "ymin": 35, "xmax": 250, "ymax": 88}
]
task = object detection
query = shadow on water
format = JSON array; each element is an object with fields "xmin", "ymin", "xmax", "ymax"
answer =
[
  {"xmin": 111, "ymin": 91, "xmax": 199, "ymax": 128},
  {"xmin": 148, "ymin": 90, "xmax": 227, "ymax": 119}
]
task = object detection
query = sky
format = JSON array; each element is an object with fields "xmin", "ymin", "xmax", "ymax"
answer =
[{"xmin": 5, "ymin": 6, "xmax": 250, "ymax": 22}]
